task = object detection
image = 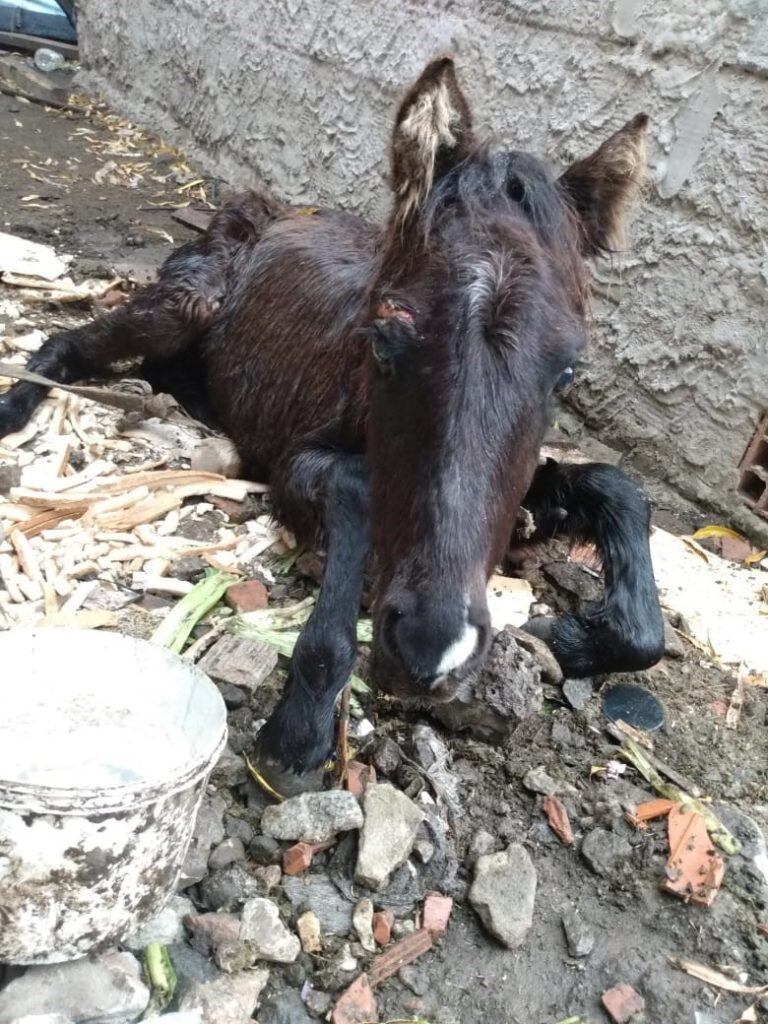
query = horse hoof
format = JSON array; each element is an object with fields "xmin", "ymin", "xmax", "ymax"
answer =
[{"xmin": 248, "ymin": 747, "xmax": 327, "ymax": 801}]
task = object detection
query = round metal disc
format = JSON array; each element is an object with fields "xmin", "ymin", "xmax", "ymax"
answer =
[{"xmin": 602, "ymin": 682, "xmax": 666, "ymax": 733}]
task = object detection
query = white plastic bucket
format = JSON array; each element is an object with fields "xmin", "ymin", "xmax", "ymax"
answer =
[{"xmin": 0, "ymin": 628, "xmax": 227, "ymax": 964}]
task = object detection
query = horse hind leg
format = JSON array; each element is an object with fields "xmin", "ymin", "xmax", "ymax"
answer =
[{"xmin": 0, "ymin": 284, "xmax": 199, "ymax": 438}]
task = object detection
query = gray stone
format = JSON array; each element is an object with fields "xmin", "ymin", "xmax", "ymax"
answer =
[
  {"xmin": 166, "ymin": 942, "xmax": 220, "ymax": 999},
  {"xmin": 257, "ymin": 990, "xmax": 313, "ymax": 1024},
  {"xmin": 663, "ymin": 619, "xmax": 686, "ymax": 659},
  {"xmin": 199, "ymin": 862, "xmax": 267, "ymax": 911},
  {"xmin": 282, "ymin": 875, "xmax": 354, "ymax": 936},
  {"xmin": 413, "ymin": 838, "xmax": 435, "ymax": 864},
  {"xmin": 179, "ymin": 969, "xmax": 270, "ymax": 1023},
  {"xmin": 224, "ymin": 814, "xmax": 256, "ymax": 845},
  {"xmin": 581, "ymin": 828, "xmax": 633, "ymax": 878},
  {"xmin": 355, "ymin": 783, "xmax": 424, "ymax": 889},
  {"xmin": 198, "ymin": 634, "xmax": 278, "ymax": 692},
  {"xmin": 561, "ymin": 905, "xmax": 594, "ymax": 958},
  {"xmin": 208, "ymin": 837, "xmax": 246, "ymax": 871},
  {"xmin": 249, "ymin": 833, "xmax": 282, "ymax": 865},
  {"xmin": 370, "ymin": 736, "xmax": 403, "ymax": 776},
  {"xmin": 254, "ymin": 864, "xmax": 282, "ymax": 892},
  {"xmin": 469, "ymin": 844, "xmax": 537, "ymax": 949},
  {"xmin": 352, "ymin": 899, "xmax": 376, "ymax": 953},
  {"xmin": 433, "ymin": 631, "xmax": 543, "ymax": 743},
  {"xmin": 212, "ymin": 745, "xmax": 249, "ymax": 788},
  {"xmin": 466, "ymin": 827, "xmax": 495, "ymax": 868},
  {"xmin": 522, "ymin": 766, "xmax": 577, "ymax": 797},
  {"xmin": 261, "ymin": 790, "xmax": 363, "ymax": 844},
  {"xmin": 399, "ymin": 966, "xmax": 429, "ymax": 996},
  {"xmin": 304, "ymin": 989, "xmax": 333, "ymax": 1018},
  {"xmin": 562, "ymin": 678, "xmax": 594, "ymax": 711},
  {"xmin": 178, "ymin": 792, "xmax": 226, "ymax": 888},
  {"xmin": 124, "ymin": 894, "xmax": 194, "ymax": 952},
  {"xmin": 0, "ymin": 953, "xmax": 149, "ymax": 1024},
  {"xmin": 240, "ymin": 898, "xmax": 301, "ymax": 963},
  {"xmin": 214, "ymin": 941, "xmax": 258, "ymax": 973}
]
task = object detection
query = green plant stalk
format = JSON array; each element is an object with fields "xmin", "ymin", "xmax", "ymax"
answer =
[
  {"xmin": 142, "ymin": 943, "xmax": 176, "ymax": 1017},
  {"xmin": 618, "ymin": 737, "xmax": 741, "ymax": 855},
  {"xmin": 151, "ymin": 569, "xmax": 236, "ymax": 653}
]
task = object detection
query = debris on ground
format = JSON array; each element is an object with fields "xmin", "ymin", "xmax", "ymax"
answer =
[
  {"xmin": 432, "ymin": 629, "xmax": 543, "ymax": 741},
  {"xmin": 600, "ymin": 982, "xmax": 646, "ymax": 1023},
  {"xmin": 355, "ymin": 784, "xmax": 424, "ymax": 889},
  {"xmin": 469, "ymin": 844, "xmax": 537, "ymax": 949}
]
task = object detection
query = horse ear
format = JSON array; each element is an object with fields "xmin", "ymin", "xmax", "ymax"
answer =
[
  {"xmin": 391, "ymin": 57, "xmax": 475, "ymax": 226},
  {"xmin": 558, "ymin": 114, "xmax": 649, "ymax": 257}
]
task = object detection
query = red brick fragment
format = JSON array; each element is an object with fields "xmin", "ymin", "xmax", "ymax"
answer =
[
  {"xmin": 542, "ymin": 794, "xmax": 575, "ymax": 846},
  {"xmin": 282, "ymin": 842, "xmax": 313, "ymax": 876},
  {"xmin": 601, "ymin": 983, "xmax": 646, "ymax": 1023},
  {"xmin": 422, "ymin": 891, "xmax": 453, "ymax": 937},
  {"xmin": 225, "ymin": 579, "xmax": 269, "ymax": 613},
  {"xmin": 345, "ymin": 760, "xmax": 377, "ymax": 796},
  {"xmin": 369, "ymin": 928, "xmax": 433, "ymax": 987},
  {"xmin": 331, "ymin": 973, "xmax": 378, "ymax": 1024},
  {"xmin": 372, "ymin": 909, "xmax": 394, "ymax": 946}
]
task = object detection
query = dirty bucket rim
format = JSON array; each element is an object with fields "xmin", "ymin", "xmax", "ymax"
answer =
[{"xmin": 0, "ymin": 627, "xmax": 228, "ymax": 814}]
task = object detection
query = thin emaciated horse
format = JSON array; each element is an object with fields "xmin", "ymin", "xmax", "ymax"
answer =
[{"xmin": 0, "ymin": 59, "xmax": 664, "ymax": 793}]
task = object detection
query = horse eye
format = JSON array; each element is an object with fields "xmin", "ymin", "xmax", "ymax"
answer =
[
  {"xmin": 555, "ymin": 366, "xmax": 575, "ymax": 392},
  {"xmin": 371, "ymin": 334, "xmax": 395, "ymax": 376}
]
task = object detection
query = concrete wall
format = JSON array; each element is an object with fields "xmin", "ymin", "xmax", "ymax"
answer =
[{"xmin": 77, "ymin": 0, "xmax": 768, "ymax": 526}]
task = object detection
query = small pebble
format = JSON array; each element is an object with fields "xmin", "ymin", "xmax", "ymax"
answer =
[{"xmin": 208, "ymin": 837, "xmax": 246, "ymax": 871}]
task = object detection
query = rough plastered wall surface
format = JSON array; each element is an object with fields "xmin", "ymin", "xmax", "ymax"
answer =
[{"xmin": 76, "ymin": 0, "xmax": 768, "ymax": 521}]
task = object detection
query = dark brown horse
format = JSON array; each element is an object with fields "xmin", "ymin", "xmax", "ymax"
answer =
[{"xmin": 0, "ymin": 59, "xmax": 664, "ymax": 792}]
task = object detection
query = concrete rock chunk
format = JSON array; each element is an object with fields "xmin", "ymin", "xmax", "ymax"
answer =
[
  {"xmin": 0, "ymin": 952, "xmax": 149, "ymax": 1024},
  {"xmin": 581, "ymin": 827, "xmax": 632, "ymax": 879},
  {"xmin": 240, "ymin": 897, "xmax": 301, "ymax": 963},
  {"xmin": 198, "ymin": 634, "xmax": 278, "ymax": 692},
  {"xmin": 469, "ymin": 844, "xmax": 537, "ymax": 949},
  {"xmin": 355, "ymin": 783, "xmax": 424, "ymax": 889},
  {"xmin": 124, "ymin": 894, "xmax": 195, "ymax": 952},
  {"xmin": 179, "ymin": 969, "xmax": 269, "ymax": 1023},
  {"xmin": 261, "ymin": 790, "xmax": 363, "ymax": 844},
  {"xmin": 432, "ymin": 631, "xmax": 543, "ymax": 742}
]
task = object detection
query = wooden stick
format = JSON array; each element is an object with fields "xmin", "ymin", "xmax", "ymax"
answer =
[{"xmin": 9, "ymin": 527, "xmax": 43, "ymax": 583}]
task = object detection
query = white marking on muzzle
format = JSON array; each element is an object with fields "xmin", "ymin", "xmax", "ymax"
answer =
[{"xmin": 435, "ymin": 623, "xmax": 478, "ymax": 676}]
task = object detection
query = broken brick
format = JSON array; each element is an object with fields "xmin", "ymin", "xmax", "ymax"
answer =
[
  {"xmin": 282, "ymin": 842, "xmax": 314, "ymax": 876},
  {"xmin": 331, "ymin": 973, "xmax": 378, "ymax": 1024},
  {"xmin": 345, "ymin": 761, "xmax": 377, "ymax": 797},
  {"xmin": 542, "ymin": 794, "xmax": 575, "ymax": 846},
  {"xmin": 661, "ymin": 807, "xmax": 725, "ymax": 907},
  {"xmin": 225, "ymin": 579, "xmax": 269, "ymax": 613},
  {"xmin": 601, "ymin": 983, "xmax": 646, "ymax": 1023},
  {"xmin": 422, "ymin": 892, "xmax": 453, "ymax": 937},
  {"xmin": 372, "ymin": 909, "xmax": 394, "ymax": 946},
  {"xmin": 369, "ymin": 929, "xmax": 433, "ymax": 987}
]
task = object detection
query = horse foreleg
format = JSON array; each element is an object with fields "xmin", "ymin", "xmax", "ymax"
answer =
[
  {"xmin": 252, "ymin": 450, "xmax": 370, "ymax": 796},
  {"xmin": 516, "ymin": 459, "xmax": 664, "ymax": 677}
]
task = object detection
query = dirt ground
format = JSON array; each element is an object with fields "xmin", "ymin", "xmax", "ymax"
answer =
[{"xmin": 1, "ymin": 86, "xmax": 767, "ymax": 1024}]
